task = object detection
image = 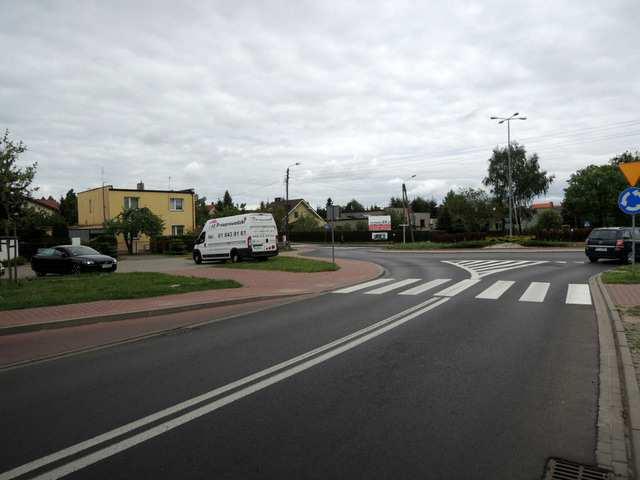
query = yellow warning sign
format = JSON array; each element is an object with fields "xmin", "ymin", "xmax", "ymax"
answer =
[{"xmin": 619, "ymin": 162, "xmax": 640, "ymax": 187}]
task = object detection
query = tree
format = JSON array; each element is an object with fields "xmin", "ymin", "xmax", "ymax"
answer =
[
  {"xmin": 343, "ymin": 198, "xmax": 365, "ymax": 212},
  {"xmin": 483, "ymin": 143, "xmax": 554, "ymax": 233},
  {"xmin": 194, "ymin": 196, "xmax": 211, "ymax": 228},
  {"xmin": 610, "ymin": 151, "xmax": 640, "ymax": 166},
  {"xmin": 534, "ymin": 209, "xmax": 562, "ymax": 231},
  {"xmin": 388, "ymin": 197, "xmax": 404, "ymax": 208},
  {"xmin": 213, "ymin": 191, "xmax": 246, "ymax": 218},
  {"xmin": 326, "ymin": 198, "xmax": 333, "ymax": 207},
  {"xmin": 411, "ymin": 196, "xmax": 438, "ymax": 216},
  {"xmin": 59, "ymin": 189, "xmax": 78, "ymax": 225},
  {"xmin": 105, "ymin": 207, "xmax": 164, "ymax": 254},
  {"xmin": 0, "ymin": 130, "xmax": 37, "ymax": 235},
  {"xmin": 563, "ymin": 164, "xmax": 628, "ymax": 228},
  {"xmin": 316, "ymin": 205, "xmax": 327, "ymax": 219},
  {"xmin": 438, "ymin": 188, "xmax": 495, "ymax": 232}
]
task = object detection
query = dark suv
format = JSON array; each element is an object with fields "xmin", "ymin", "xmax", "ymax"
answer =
[{"xmin": 585, "ymin": 227, "xmax": 639, "ymax": 263}]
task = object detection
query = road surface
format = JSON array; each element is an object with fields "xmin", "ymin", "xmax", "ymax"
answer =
[{"xmin": 0, "ymin": 247, "xmax": 612, "ymax": 479}]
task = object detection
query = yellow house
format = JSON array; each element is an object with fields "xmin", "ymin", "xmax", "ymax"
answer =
[{"xmin": 75, "ymin": 182, "xmax": 195, "ymax": 253}]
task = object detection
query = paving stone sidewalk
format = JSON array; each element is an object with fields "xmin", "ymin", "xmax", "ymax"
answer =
[{"xmin": 0, "ymin": 257, "xmax": 381, "ymax": 331}]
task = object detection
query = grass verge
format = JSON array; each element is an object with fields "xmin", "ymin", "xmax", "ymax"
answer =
[
  {"xmin": 386, "ymin": 240, "xmax": 495, "ymax": 250},
  {"xmin": 519, "ymin": 239, "xmax": 576, "ymax": 247},
  {"xmin": 602, "ymin": 265, "xmax": 640, "ymax": 284},
  {"xmin": 215, "ymin": 256, "xmax": 339, "ymax": 273},
  {"xmin": 0, "ymin": 272, "xmax": 241, "ymax": 311}
]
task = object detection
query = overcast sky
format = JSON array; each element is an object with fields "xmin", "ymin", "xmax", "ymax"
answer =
[{"xmin": 2, "ymin": 0, "xmax": 639, "ymax": 209}]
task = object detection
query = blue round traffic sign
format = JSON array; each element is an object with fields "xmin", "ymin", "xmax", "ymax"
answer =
[{"xmin": 618, "ymin": 187, "xmax": 640, "ymax": 214}]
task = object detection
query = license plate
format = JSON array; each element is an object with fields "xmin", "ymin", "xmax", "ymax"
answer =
[
  {"xmin": 595, "ymin": 247, "xmax": 607, "ymax": 252},
  {"xmin": 101, "ymin": 263, "xmax": 112, "ymax": 269}
]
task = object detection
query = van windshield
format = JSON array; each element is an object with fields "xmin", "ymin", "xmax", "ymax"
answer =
[{"xmin": 589, "ymin": 230, "xmax": 618, "ymax": 240}]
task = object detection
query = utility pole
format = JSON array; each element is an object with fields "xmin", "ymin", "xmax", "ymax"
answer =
[
  {"xmin": 490, "ymin": 113, "xmax": 527, "ymax": 236},
  {"xmin": 402, "ymin": 174, "xmax": 416, "ymax": 243},
  {"xmin": 284, "ymin": 162, "xmax": 300, "ymax": 246}
]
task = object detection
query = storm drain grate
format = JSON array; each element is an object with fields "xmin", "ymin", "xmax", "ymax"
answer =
[{"xmin": 542, "ymin": 458, "xmax": 613, "ymax": 480}]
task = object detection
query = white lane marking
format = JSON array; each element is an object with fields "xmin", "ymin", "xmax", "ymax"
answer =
[
  {"xmin": 364, "ymin": 278, "xmax": 421, "ymax": 294},
  {"xmin": 555, "ymin": 261, "xmax": 567, "ymax": 264},
  {"xmin": 333, "ymin": 278, "xmax": 394, "ymax": 293},
  {"xmin": 574, "ymin": 261, "xmax": 586, "ymax": 264},
  {"xmin": 475, "ymin": 280, "xmax": 515, "ymax": 300},
  {"xmin": 433, "ymin": 278, "xmax": 481, "ymax": 297},
  {"xmin": 9, "ymin": 298, "xmax": 450, "ymax": 480},
  {"xmin": 472, "ymin": 260, "xmax": 524, "ymax": 272},
  {"xmin": 468, "ymin": 260, "xmax": 515, "ymax": 270},
  {"xmin": 441, "ymin": 261, "xmax": 480, "ymax": 280},
  {"xmin": 398, "ymin": 278, "xmax": 451, "ymax": 295},
  {"xmin": 566, "ymin": 284, "xmax": 591, "ymax": 305},
  {"xmin": 477, "ymin": 261, "xmax": 548, "ymax": 278},
  {"xmin": 519, "ymin": 282, "xmax": 550, "ymax": 303}
]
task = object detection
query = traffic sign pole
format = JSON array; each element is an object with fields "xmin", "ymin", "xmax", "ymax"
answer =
[{"xmin": 633, "ymin": 214, "xmax": 636, "ymax": 267}]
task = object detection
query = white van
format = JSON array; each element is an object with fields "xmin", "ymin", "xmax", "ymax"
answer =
[{"xmin": 192, "ymin": 213, "xmax": 279, "ymax": 263}]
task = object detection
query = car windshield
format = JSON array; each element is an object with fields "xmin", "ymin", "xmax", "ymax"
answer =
[
  {"xmin": 589, "ymin": 230, "xmax": 618, "ymax": 240},
  {"xmin": 66, "ymin": 246, "xmax": 100, "ymax": 256}
]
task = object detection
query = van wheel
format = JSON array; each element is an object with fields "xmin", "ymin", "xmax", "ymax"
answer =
[
  {"xmin": 230, "ymin": 250, "xmax": 240, "ymax": 263},
  {"xmin": 193, "ymin": 251, "xmax": 202, "ymax": 264}
]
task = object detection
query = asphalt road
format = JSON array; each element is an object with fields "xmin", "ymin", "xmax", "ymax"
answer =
[{"xmin": 0, "ymin": 247, "xmax": 614, "ymax": 479}]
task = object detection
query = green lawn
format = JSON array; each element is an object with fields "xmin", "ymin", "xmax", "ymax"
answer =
[
  {"xmin": 0, "ymin": 272, "xmax": 241, "ymax": 311},
  {"xmin": 602, "ymin": 265, "xmax": 640, "ymax": 284},
  {"xmin": 215, "ymin": 256, "xmax": 339, "ymax": 273}
]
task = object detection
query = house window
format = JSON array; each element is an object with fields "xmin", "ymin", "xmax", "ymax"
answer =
[
  {"xmin": 294, "ymin": 211, "xmax": 299, "ymax": 219},
  {"xmin": 420, "ymin": 219, "xmax": 425, "ymax": 228},
  {"xmin": 89, "ymin": 199, "xmax": 93, "ymax": 213},
  {"xmin": 124, "ymin": 197, "xmax": 139, "ymax": 209},
  {"xmin": 172, "ymin": 225, "xmax": 185, "ymax": 236},
  {"xmin": 170, "ymin": 198, "xmax": 184, "ymax": 211}
]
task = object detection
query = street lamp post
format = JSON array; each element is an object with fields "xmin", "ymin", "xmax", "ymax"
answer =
[
  {"xmin": 284, "ymin": 162, "xmax": 301, "ymax": 246},
  {"xmin": 402, "ymin": 174, "xmax": 416, "ymax": 243},
  {"xmin": 490, "ymin": 112, "xmax": 527, "ymax": 236}
]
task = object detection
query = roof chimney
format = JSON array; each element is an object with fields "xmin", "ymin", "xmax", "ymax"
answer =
[{"xmin": 137, "ymin": 181, "xmax": 144, "ymax": 191}]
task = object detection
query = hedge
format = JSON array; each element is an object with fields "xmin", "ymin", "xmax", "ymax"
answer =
[
  {"xmin": 534, "ymin": 228, "xmax": 591, "ymax": 242},
  {"xmin": 289, "ymin": 230, "xmax": 487, "ymax": 243},
  {"xmin": 150, "ymin": 235, "xmax": 197, "ymax": 254}
]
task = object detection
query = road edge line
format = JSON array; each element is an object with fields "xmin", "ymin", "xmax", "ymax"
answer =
[{"xmin": 591, "ymin": 273, "xmax": 638, "ymax": 477}]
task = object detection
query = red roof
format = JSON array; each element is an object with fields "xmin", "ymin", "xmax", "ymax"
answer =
[
  {"xmin": 31, "ymin": 196, "xmax": 60, "ymax": 212},
  {"xmin": 532, "ymin": 201, "xmax": 554, "ymax": 210}
]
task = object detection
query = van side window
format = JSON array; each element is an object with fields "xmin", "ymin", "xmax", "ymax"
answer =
[{"xmin": 197, "ymin": 231, "xmax": 206, "ymax": 244}]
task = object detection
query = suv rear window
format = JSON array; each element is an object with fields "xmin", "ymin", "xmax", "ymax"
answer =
[{"xmin": 589, "ymin": 230, "xmax": 619, "ymax": 240}]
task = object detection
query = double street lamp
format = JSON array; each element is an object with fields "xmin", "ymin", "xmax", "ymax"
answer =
[{"xmin": 490, "ymin": 112, "xmax": 527, "ymax": 236}]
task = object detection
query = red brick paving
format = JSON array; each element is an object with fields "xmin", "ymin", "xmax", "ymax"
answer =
[
  {"xmin": 1, "ymin": 256, "xmax": 380, "ymax": 330},
  {"xmin": 606, "ymin": 284, "xmax": 640, "ymax": 307}
]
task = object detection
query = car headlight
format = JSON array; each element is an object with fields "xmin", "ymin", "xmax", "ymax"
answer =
[
  {"xmin": 83, "ymin": 260, "xmax": 95, "ymax": 265},
  {"xmin": 113, "ymin": 259, "xmax": 117, "ymax": 264}
]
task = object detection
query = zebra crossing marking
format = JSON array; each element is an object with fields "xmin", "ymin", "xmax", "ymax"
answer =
[
  {"xmin": 566, "ymin": 284, "xmax": 592, "ymax": 305},
  {"xmin": 519, "ymin": 282, "xmax": 550, "ymax": 303},
  {"xmin": 433, "ymin": 278, "xmax": 481, "ymax": 297},
  {"xmin": 398, "ymin": 278, "xmax": 451, "ymax": 296},
  {"xmin": 475, "ymin": 280, "xmax": 515, "ymax": 300},
  {"xmin": 333, "ymin": 278, "xmax": 394, "ymax": 294},
  {"xmin": 333, "ymin": 277, "xmax": 592, "ymax": 306},
  {"xmin": 364, "ymin": 278, "xmax": 421, "ymax": 295}
]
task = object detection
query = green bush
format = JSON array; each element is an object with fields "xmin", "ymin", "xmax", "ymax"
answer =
[
  {"xmin": 1, "ymin": 256, "xmax": 27, "ymax": 267},
  {"xmin": 85, "ymin": 235, "xmax": 118, "ymax": 258}
]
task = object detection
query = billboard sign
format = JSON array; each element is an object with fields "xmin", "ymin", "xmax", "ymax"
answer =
[{"xmin": 368, "ymin": 215, "xmax": 391, "ymax": 231}]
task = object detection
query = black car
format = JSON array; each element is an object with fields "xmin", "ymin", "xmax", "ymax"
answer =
[
  {"xmin": 31, "ymin": 245, "xmax": 118, "ymax": 276},
  {"xmin": 585, "ymin": 227, "xmax": 639, "ymax": 263}
]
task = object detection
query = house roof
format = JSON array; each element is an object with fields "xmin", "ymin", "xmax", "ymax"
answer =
[
  {"xmin": 532, "ymin": 201, "xmax": 555, "ymax": 209},
  {"xmin": 269, "ymin": 198, "xmax": 325, "ymax": 222},
  {"xmin": 78, "ymin": 185, "xmax": 194, "ymax": 195},
  {"xmin": 29, "ymin": 196, "xmax": 60, "ymax": 212}
]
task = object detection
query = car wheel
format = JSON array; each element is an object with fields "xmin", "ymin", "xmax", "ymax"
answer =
[
  {"xmin": 193, "ymin": 251, "xmax": 203, "ymax": 264},
  {"xmin": 230, "ymin": 250, "xmax": 240, "ymax": 263},
  {"xmin": 71, "ymin": 263, "xmax": 82, "ymax": 275},
  {"xmin": 587, "ymin": 256, "xmax": 598, "ymax": 263}
]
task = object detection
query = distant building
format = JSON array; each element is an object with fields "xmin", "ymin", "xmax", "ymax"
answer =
[
  {"xmin": 269, "ymin": 198, "xmax": 326, "ymax": 231},
  {"xmin": 26, "ymin": 196, "xmax": 60, "ymax": 215},
  {"xmin": 73, "ymin": 182, "xmax": 195, "ymax": 253},
  {"xmin": 524, "ymin": 201, "xmax": 563, "ymax": 229}
]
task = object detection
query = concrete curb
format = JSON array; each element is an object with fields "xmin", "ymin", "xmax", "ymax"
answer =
[
  {"xmin": 592, "ymin": 273, "xmax": 640, "ymax": 478},
  {"xmin": 373, "ymin": 248, "xmax": 584, "ymax": 254},
  {"xmin": 0, "ymin": 294, "xmax": 304, "ymax": 337},
  {"xmin": 0, "ymin": 257, "xmax": 386, "ymax": 337}
]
